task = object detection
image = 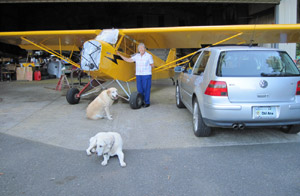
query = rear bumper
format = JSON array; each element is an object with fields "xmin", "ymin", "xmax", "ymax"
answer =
[
  {"xmin": 202, "ymin": 102, "xmax": 300, "ymax": 128},
  {"xmin": 203, "ymin": 118, "xmax": 300, "ymax": 128}
]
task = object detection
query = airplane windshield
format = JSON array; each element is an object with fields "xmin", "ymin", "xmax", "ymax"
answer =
[{"xmin": 95, "ymin": 29, "xmax": 119, "ymax": 45}]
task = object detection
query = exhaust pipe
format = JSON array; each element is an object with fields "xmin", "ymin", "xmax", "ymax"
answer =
[
  {"xmin": 238, "ymin": 123, "xmax": 245, "ymax": 130},
  {"xmin": 232, "ymin": 123, "xmax": 239, "ymax": 130},
  {"xmin": 232, "ymin": 123, "xmax": 245, "ymax": 130}
]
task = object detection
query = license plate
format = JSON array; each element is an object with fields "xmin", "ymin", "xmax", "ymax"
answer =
[{"xmin": 253, "ymin": 106, "xmax": 277, "ymax": 119}]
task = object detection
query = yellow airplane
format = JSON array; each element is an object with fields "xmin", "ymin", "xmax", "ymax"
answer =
[{"xmin": 0, "ymin": 24, "xmax": 300, "ymax": 108}]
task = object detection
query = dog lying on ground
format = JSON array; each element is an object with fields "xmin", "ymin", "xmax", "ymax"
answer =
[
  {"xmin": 86, "ymin": 132, "xmax": 126, "ymax": 167},
  {"xmin": 86, "ymin": 87, "xmax": 118, "ymax": 120}
]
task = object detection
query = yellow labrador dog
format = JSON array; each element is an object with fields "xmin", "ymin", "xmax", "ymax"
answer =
[
  {"xmin": 86, "ymin": 132, "xmax": 126, "ymax": 167},
  {"xmin": 86, "ymin": 87, "xmax": 118, "ymax": 120}
]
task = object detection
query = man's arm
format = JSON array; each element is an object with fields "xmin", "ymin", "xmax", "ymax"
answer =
[
  {"xmin": 116, "ymin": 51, "xmax": 134, "ymax": 63},
  {"xmin": 149, "ymin": 54, "xmax": 155, "ymax": 68}
]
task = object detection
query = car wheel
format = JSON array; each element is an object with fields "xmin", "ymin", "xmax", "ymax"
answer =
[
  {"xmin": 193, "ymin": 99, "xmax": 211, "ymax": 137},
  {"xmin": 129, "ymin": 91, "xmax": 143, "ymax": 109},
  {"xmin": 281, "ymin": 125, "xmax": 300, "ymax": 134},
  {"xmin": 176, "ymin": 83, "xmax": 185, "ymax": 108},
  {"xmin": 66, "ymin": 88, "xmax": 80, "ymax": 104}
]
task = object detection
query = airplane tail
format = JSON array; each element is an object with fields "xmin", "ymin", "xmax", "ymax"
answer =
[
  {"xmin": 166, "ymin": 48, "xmax": 177, "ymax": 64},
  {"xmin": 151, "ymin": 48, "xmax": 177, "ymax": 80}
]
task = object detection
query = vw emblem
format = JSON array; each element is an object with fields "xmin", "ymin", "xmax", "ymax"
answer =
[{"xmin": 259, "ymin": 80, "xmax": 268, "ymax": 88}]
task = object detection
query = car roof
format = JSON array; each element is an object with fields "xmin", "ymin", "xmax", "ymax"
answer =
[{"xmin": 206, "ymin": 45, "xmax": 284, "ymax": 52}]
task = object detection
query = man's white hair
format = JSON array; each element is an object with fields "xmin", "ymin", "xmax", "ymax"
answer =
[{"xmin": 138, "ymin": 43, "xmax": 146, "ymax": 50}]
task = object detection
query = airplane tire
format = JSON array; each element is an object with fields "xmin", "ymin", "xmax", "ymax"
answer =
[
  {"xmin": 129, "ymin": 91, "xmax": 143, "ymax": 109},
  {"xmin": 66, "ymin": 88, "xmax": 80, "ymax": 104}
]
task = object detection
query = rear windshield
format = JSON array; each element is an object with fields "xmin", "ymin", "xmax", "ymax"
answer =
[{"xmin": 217, "ymin": 50, "xmax": 300, "ymax": 77}]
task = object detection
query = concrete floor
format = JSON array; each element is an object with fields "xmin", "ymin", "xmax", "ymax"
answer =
[{"xmin": 0, "ymin": 78, "xmax": 299, "ymax": 152}]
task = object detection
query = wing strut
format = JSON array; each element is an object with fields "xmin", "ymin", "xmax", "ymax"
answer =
[
  {"xmin": 21, "ymin": 36, "xmax": 81, "ymax": 68},
  {"xmin": 127, "ymin": 32, "xmax": 243, "ymax": 82},
  {"xmin": 153, "ymin": 32, "xmax": 244, "ymax": 73}
]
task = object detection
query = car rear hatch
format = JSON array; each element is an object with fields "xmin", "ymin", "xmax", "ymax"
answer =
[
  {"xmin": 217, "ymin": 49, "xmax": 300, "ymax": 103},
  {"xmin": 225, "ymin": 77, "xmax": 298, "ymax": 103}
]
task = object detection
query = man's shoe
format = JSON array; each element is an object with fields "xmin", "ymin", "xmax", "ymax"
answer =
[{"xmin": 144, "ymin": 104, "xmax": 150, "ymax": 108}]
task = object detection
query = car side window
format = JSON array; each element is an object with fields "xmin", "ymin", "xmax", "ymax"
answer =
[
  {"xmin": 193, "ymin": 51, "xmax": 211, "ymax": 75},
  {"xmin": 183, "ymin": 52, "xmax": 201, "ymax": 74}
]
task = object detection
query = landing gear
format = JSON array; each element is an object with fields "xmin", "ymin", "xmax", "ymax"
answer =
[
  {"xmin": 129, "ymin": 91, "xmax": 144, "ymax": 109},
  {"xmin": 66, "ymin": 79, "xmax": 105, "ymax": 105},
  {"xmin": 170, "ymin": 77, "xmax": 175, "ymax": 85},
  {"xmin": 65, "ymin": 79, "xmax": 141, "ymax": 110},
  {"xmin": 66, "ymin": 88, "xmax": 80, "ymax": 104}
]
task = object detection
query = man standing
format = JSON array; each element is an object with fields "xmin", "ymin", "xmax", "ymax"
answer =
[{"xmin": 117, "ymin": 43, "xmax": 154, "ymax": 107}]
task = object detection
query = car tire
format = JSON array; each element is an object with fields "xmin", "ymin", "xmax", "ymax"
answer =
[
  {"xmin": 193, "ymin": 99, "xmax": 211, "ymax": 137},
  {"xmin": 129, "ymin": 91, "xmax": 143, "ymax": 109},
  {"xmin": 176, "ymin": 83, "xmax": 185, "ymax": 108},
  {"xmin": 66, "ymin": 88, "xmax": 80, "ymax": 104},
  {"xmin": 281, "ymin": 125, "xmax": 300, "ymax": 134}
]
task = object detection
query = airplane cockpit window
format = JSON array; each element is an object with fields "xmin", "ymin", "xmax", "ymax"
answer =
[{"xmin": 117, "ymin": 36, "xmax": 137, "ymax": 56}]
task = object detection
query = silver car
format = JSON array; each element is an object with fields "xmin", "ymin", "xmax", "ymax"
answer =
[{"xmin": 175, "ymin": 46, "xmax": 300, "ymax": 137}]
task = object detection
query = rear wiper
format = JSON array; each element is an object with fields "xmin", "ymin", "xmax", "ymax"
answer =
[
  {"xmin": 261, "ymin": 72, "xmax": 300, "ymax": 77},
  {"xmin": 261, "ymin": 73, "xmax": 282, "ymax": 77}
]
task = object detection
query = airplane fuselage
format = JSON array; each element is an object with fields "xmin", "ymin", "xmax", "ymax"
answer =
[{"xmin": 81, "ymin": 39, "xmax": 136, "ymax": 81}]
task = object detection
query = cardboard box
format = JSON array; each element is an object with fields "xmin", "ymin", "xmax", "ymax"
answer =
[
  {"xmin": 17, "ymin": 67, "xmax": 33, "ymax": 81},
  {"xmin": 17, "ymin": 67, "xmax": 25, "ymax": 80},
  {"xmin": 25, "ymin": 67, "xmax": 33, "ymax": 81}
]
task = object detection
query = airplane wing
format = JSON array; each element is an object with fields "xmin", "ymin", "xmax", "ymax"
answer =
[
  {"xmin": 0, "ymin": 29, "xmax": 101, "ymax": 51},
  {"xmin": 1, "ymin": 24, "xmax": 299, "ymax": 51},
  {"xmin": 120, "ymin": 24, "xmax": 300, "ymax": 49}
]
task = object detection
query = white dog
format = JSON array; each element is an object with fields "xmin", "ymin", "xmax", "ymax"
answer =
[
  {"xmin": 86, "ymin": 87, "xmax": 118, "ymax": 120},
  {"xmin": 86, "ymin": 132, "xmax": 126, "ymax": 167}
]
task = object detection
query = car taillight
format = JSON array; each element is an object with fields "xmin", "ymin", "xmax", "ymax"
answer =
[
  {"xmin": 296, "ymin": 81, "xmax": 300, "ymax": 95},
  {"xmin": 205, "ymin": 80, "xmax": 228, "ymax": 96}
]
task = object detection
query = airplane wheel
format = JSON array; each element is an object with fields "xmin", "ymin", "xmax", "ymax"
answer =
[
  {"xmin": 66, "ymin": 88, "xmax": 80, "ymax": 104},
  {"xmin": 129, "ymin": 91, "xmax": 143, "ymax": 109}
]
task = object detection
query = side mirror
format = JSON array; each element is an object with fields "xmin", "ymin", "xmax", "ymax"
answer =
[{"xmin": 174, "ymin": 66, "xmax": 184, "ymax": 73}]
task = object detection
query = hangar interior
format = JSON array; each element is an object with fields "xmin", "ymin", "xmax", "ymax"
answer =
[
  {"xmin": 0, "ymin": 0, "xmax": 299, "ymax": 81},
  {"xmin": 0, "ymin": 2, "xmax": 294, "ymax": 31}
]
